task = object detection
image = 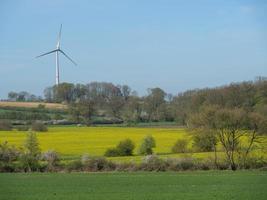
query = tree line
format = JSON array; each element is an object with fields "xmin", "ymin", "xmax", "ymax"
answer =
[
  {"xmin": 2, "ymin": 77, "xmax": 267, "ymax": 171},
  {"xmin": 6, "ymin": 77, "xmax": 267, "ymax": 126},
  {"xmin": 43, "ymin": 82, "xmax": 172, "ymax": 124},
  {"xmin": 41, "ymin": 78, "xmax": 267, "ymax": 171},
  {"xmin": 7, "ymin": 91, "xmax": 42, "ymax": 102},
  {"xmin": 45, "ymin": 77, "xmax": 267, "ymax": 125},
  {"xmin": 1, "ymin": 132, "xmax": 266, "ymax": 172}
]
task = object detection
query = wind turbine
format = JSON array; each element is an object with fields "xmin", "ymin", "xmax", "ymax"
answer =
[{"xmin": 36, "ymin": 24, "xmax": 77, "ymax": 85}]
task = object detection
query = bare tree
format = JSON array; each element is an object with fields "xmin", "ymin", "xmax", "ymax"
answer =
[{"xmin": 189, "ymin": 106, "xmax": 267, "ymax": 170}]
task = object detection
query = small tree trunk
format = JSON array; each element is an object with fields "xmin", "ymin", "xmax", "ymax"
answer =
[
  {"xmin": 230, "ymin": 131, "xmax": 237, "ymax": 171},
  {"xmin": 230, "ymin": 149, "xmax": 237, "ymax": 171},
  {"xmin": 213, "ymin": 144, "xmax": 218, "ymax": 169},
  {"xmin": 230, "ymin": 161, "xmax": 237, "ymax": 171},
  {"xmin": 243, "ymin": 131, "xmax": 257, "ymax": 168}
]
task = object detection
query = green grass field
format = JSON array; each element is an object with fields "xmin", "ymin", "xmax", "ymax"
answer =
[{"xmin": 0, "ymin": 171, "xmax": 266, "ymax": 200}]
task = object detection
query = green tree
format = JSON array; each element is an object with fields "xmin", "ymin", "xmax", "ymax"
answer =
[
  {"xmin": 68, "ymin": 100, "xmax": 95, "ymax": 125},
  {"xmin": 191, "ymin": 128, "xmax": 218, "ymax": 168},
  {"xmin": 192, "ymin": 129, "xmax": 218, "ymax": 152},
  {"xmin": 122, "ymin": 95, "xmax": 142, "ymax": 125},
  {"xmin": 53, "ymin": 82, "xmax": 75, "ymax": 103},
  {"xmin": 21, "ymin": 132, "xmax": 41, "ymax": 171},
  {"xmin": 138, "ymin": 135, "xmax": 156, "ymax": 155},
  {"xmin": 144, "ymin": 88, "xmax": 166, "ymax": 121},
  {"xmin": 172, "ymin": 139, "xmax": 189, "ymax": 153},
  {"xmin": 8, "ymin": 91, "xmax": 18, "ymax": 101},
  {"xmin": 189, "ymin": 106, "xmax": 267, "ymax": 170},
  {"xmin": 116, "ymin": 139, "xmax": 135, "ymax": 156},
  {"xmin": 105, "ymin": 139, "xmax": 136, "ymax": 157}
]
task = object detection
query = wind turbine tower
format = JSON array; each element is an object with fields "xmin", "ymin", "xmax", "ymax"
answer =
[{"xmin": 36, "ymin": 24, "xmax": 77, "ymax": 85}]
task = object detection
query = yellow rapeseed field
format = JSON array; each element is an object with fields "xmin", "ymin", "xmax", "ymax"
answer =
[
  {"xmin": 1, "ymin": 127, "xmax": 266, "ymax": 162},
  {"xmin": 0, "ymin": 127, "xmax": 190, "ymax": 157}
]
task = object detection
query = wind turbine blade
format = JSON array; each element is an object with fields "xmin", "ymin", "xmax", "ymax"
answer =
[
  {"xmin": 59, "ymin": 50, "xmax": 77, "ymax": 65},
  {"xmin": 57, "ymin": 24, "xmax": 62, "ymax": 48},
  {"xmin": 59, "ymin": 24, "xmax": 62, "ymax": 41},
  {"xmin": 36, "ymin": 49, "xmax": 58, "ymax": 58}
]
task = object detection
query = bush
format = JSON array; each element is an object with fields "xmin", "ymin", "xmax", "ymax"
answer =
[
  {"xmin": 0, "ymin": 141, "xmax": 20, "ymax": 164},
  {"xmin": 139, "ymin": 155, "xmax": 167, "ymax": 171},
  {"xmin": 194, "ymin": 159, "xmax": 213, "ymax": 170},
  {"xmin": 0, "ymin": 141, "xmax": 20, "ymax": 172},
  {"xmin": 0, "ymin": 162, "xmax": 17, "ymax": 172},
  {"xmin": 117, "ymin": 139, "xmax": 135, "ymax": 156},
  {"xmin": 238, "ymin": 156, "xmax": 267, "ymax": 169},
  {"xmin": 83, "ymin": 157, "xmax": 116, "ymax": 171},
  {"xmin": 66, "ymin": 160, "xmax": 83, "ymax": 172},
  {"xmin": 104, "ymin": 148, "xmax": 120, "ymax": 157},
  {"xmin": 192, "ymin": 131, "xmax": 217, "ymax": 152},
  {"xmin": 42, "ymin": 150, "xmax": 60, "ymax": 171},
  {"xmin": 0, "ymin": 120, "xmax": 12, "ymax": 131},
  {"xmin": 104, "ymin": 139, "xmax": 135, "ymax": 157},
  {"xmin": 115, "ymin": 162, "xmax": 137, "ymax": 172},
  {"xmin": 166, "ymin": 157, "xmax": 195, "ymax": 171},
  {"xmin": 172, "ymin": 139, "xmax": 189, "ymax": 153},
  {"xmin": 138, "ymin": 135, "xmax": 156, "ymax": 155},
  {"xmin": 31, "ymin": 121, "xmax": 48, "ymax": 132},
  {"xmin": 19, "ymin": 152, "xmax": 41, "ymax": 172}
]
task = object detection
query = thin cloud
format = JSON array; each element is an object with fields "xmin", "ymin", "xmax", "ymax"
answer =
[{"xmin": 239, "ymin": 5, "xmax": 254, "ymax": 14}]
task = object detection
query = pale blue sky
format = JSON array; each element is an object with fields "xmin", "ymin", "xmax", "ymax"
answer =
[{"xmin": 0, "ymin": 0, "xmax": 266, "ymax": 98}]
